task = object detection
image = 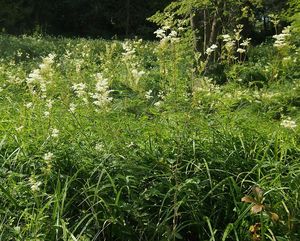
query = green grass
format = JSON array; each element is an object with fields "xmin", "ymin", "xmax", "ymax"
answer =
[{"xmin": 0, "ymin": 33, "xmax": 299, "ymax": 241}]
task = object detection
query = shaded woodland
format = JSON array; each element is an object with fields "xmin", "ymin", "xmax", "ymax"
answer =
[{"xmin": 0, "ymin": 0, "xmax": 172, "ymax": 38}]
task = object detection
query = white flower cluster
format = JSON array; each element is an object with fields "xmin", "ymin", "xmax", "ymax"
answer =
[
  {"xmin": 131, "ymin": 69, "xmax": 145, "ymax": 86},
  {"xmin": 7, "ymin": 73, "xmax": 22, "ymax": 85},
  {"xmin": 154, "ymin": 91, "xmax": 165, "ymax": 107},
  {"xmin": 39, "ymin": 54, "xmax": 55, "ymax": 72},
  {"xmin": 90, "ymin": 73, "xmax": 112, "ymax": 107},
  {"xmin": 273, "ymin": 26, "xmax": 291, "ymax": 48},
  {"xmin": 145, "ymin": 89, "xmax": 166, "ymax": 106},
  {"xmin": 206, "ymin": 44, "xmax": 218, "ymax": 55},
  {"xmin": 43, "ymin": 152, "xmax": 54, "ymax": 161},
  {"xmin": 122, "ymin": 41, "xmax": 136, "ymax": 61},
  {"xmin": 221, "ymin": 25, "xmax": 251, "ymax": 56},
  {"xmin": 224, "ymin": 89, "xmax": 250, "ymax": 101},
  {"xmin": 51, "ymin": 128, "xmax": 59, "ymax": 138},
  {"xmin": 154, "ymin": 27, "xmax": 180, "ymax": 45},
  {"xmin": 69, "ymin": 103, "xmax": 77, "ymax": 113},
  {"xmin": 193, "ymin": 77, "xmax": 221, "ymax": 95},
  {"xmin": 280, "ymin": 117, "xmax": 297, "ymax": 129},
  {"xmin": 95, "ymin": 143, "xmax": 104, "ymax": 152},
  {"xmin": 29, "ymin": 177, "xmax": 42, "ymax": 192},
  {"xmin": 26, "ymin": 53, "xmax": 56, "ymax": 97},
  {"xmin": 42, "ymin": 152, "xmax": 53, "ymax": 174},
  {"xmin": 237, "ymin": 48, "xmax": 246, "ymax": 54},
  {"xmin": 122, "ymin": 40, "xmax": 146, "ymax": 88},
  {"xmin": 75, "ymin": 59, "xmax": 84, "ymax": 73},
  {"xmin": 71, "ymin": 83, "xmax": 87, "ymax": 98},
  {"xmin": 240, "ymin": 38, "xmax": 251, "ymax": 47},
  {"xmin": 72, "ymin": 42, "xmax": 91, "ymax": 59},
  {"xmin": 44, "ymin": 98, "xmax": 54, "ymax": 117},
  {"xmin": 234, "ymin": 24, "xmax": 243, "ymax": 41},
  {"xmin": 24, "ymin": 102, "xmax": 33, "ymax": 109},
  {"xmin": 222, "ymin": 34, "xmax": 235, "ymax": 52},
  {"xmin": 145, "ymin": 89, "xmax": 153, "ymax": 100}
]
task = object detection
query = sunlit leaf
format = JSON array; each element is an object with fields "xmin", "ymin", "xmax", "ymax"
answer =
[
  {"xmin": 241, "ymin": 196, "xmax": 255, "ymax": 203},
  {"xmin": 270, "ymin": 212, "xmax": 279, "ymax": 222},
  {"xmin": 249, "ymin": 223, "xmax": 260, "ymax": 233},
  {"xmin": 252, "ymin": 186, "xmax": 264, "ymax": 200},
  {"xmin": 251, "ymin": 204, "xmax": 264, "ymax": 214}
]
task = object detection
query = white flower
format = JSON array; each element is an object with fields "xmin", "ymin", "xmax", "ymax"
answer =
[
  {"xmin": 154, "ymin": 28, "xmax": 166, "ymax": 39},
  {"xmin": 51, "ymin": 128, "xmax": 59, "ymax": 138},
  {"xmin": 127, "ymin": 142, "xmax": 135, "ymax": 148},
  {"xmin": 169, "ymin": 30, "xmax": 178, "ymax": 38},
  {"xmin": 91, "ymin": 73, "xmax": 112, "ymax": 107},
  {"xmin": 40, "ymin": 82, "xmax": 47, "ymax": 93},
  {"xmin": 31, "ymin": 181, "xmax": 42, "ymax": 192},
  {"xmin": 240, "ymin": 38, "xmax": 251, "ymax": 47},
  {"xmin": 206, "ymin": 47, "xmax": 213, "ymax": 55},
  {"xmin": 210, "ymin": 44, "xmax": 218, "ymax": 50},
  {"xmin": 71, "ymin": 83, "xmax": 86, "ymax": 97},
  {"xmin": 24, "ymin": 102, "xmax": 33, "ymax": 108},
  {"xmin": 282, "ymin": 26, "xmax": 291, "ymax": 35},
  {"xmin": 237, "ymin": 48, "xmax": 246, "ymax": 53},
  {"xmin": 273, "ymin": 26, "xmax": 291, "ymax": 48},
  {"xmin": 131, "ymin": 69, "xmax": 145, "ymax": 84},
  {"xmin": 16, "ymin": 126, "xmax": 24, "ymax": 132},
  {"xmin": 95, "ymin": 73, "xmax": 109, "ymax": 92},
  {"xmin": 158, "ymin": 91, "xmax": 165, "ymax": 100},
  {"xmin": 43, "ymin": 152, "xmax": 54, "ymax": 161},
  {"xmin": 206, "ymin": 44, "xmax": 218, "ymax": 55},
  {"xmin": 16, "ymin": 50, "xmax": 22, "ymax": 57},
  {"xmin": 44, "ymin": 111, "xmax": 50, "ymax": 117},
  {"xmin": 280, "ymin": 118, "xmax": 297, "ymax": 129},
  {"xmin": 154, "ymin": 101, "xmax": 161, "ymax": 107},
  {"xmin": 75, "ymin": 62, "xmax": 81, "ymax": 73},
  {"xmin": 43, "ymin": 53, "xmax": 55, "ymax": 65},
  {"xmin": 95, "ymin": 143, "xmax": 104, "ymax": 151},
  {"xmin": 69, "ymin": 103, "xmax": 77, "ymax": 112},
  {"xmin": 29, "ymin": 177, "xmax": 42, "ymax": 192},
  {"xmin": 225, "ymin": 41, "xmax": 235, "ymax": 50},
  {"xmin": 222, "ymin": 34, "xmax": 231, "ymax": 42},
  {"xmin": 82, "ymin": 97, "xmax": 89, "ymax": 104},
  {"xmin": 27, "ymin": 69, "xmax": 43, "ymax": 84},
  {"xmin": 145, "ymin": 90, "xmax": 153, "ymax": 100},
  {"xmin": 154, "ymin": 27, "xmax": 180, "ymax": 43},
  {"xmin": 122, "ymin": 41, "xmax": 136, "ymax": 59},
  {"xmin": 46, "ymin": 99, "xmax": 54, "ymax": 109}
]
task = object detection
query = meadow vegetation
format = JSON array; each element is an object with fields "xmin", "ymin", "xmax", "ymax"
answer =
[{"xmin": 0, "ymin": 20, "xmax": 299, "ymax": 241}]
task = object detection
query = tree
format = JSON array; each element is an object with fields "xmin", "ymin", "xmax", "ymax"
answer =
[
  {"xmin": 0, "ymin": 0, "xmax": 172, "ymax": 38},
  {"xmin": 149, "ymin": 0, "xmax": 290, "ymax": 56}
]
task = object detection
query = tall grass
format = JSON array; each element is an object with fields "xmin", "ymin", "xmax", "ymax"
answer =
[{"xmin": 0, "ymin": 33, "xmax": 299, "ymax": 240}]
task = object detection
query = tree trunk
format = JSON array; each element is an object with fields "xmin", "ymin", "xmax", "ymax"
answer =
[
  {"xmin": 204, "ymin": 12, "xmax": 218, "ymax": 72},
  {"xmin": 208, "ymin": 12, "xmax": 217, "ymax": 47},
  {"xmin": 125, "ymin": 0, "xmax": 130, "ymax": 36},
  {"xmin": 190, "ymin": 11, "xmax": 202, "ymax": 52},
  {"xmin": 203, "ymin": 9, "xmax": 207, "ymax": 54}
]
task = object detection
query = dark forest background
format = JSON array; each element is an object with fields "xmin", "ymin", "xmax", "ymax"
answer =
[{"xmin": 0, "ymin": 0, "xmax": 172, "ymax": 38}]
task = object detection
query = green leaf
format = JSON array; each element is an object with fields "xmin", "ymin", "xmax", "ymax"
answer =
[{"xmin": 0, "ymin": 183, "xmax": 19, "ymax": 208}]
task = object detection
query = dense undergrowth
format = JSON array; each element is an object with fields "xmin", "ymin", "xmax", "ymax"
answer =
[{"xmin": 0, "ymin": 32, "xmax": 299, "ymax": 241}]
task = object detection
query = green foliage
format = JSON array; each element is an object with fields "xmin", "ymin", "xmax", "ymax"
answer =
[{"xmin": 0, "ymin": 30, "xmax": 299, "ymax": 241}]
